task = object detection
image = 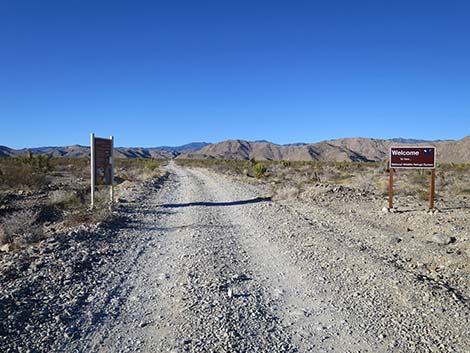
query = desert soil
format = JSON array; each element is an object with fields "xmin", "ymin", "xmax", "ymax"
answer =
[{"xmin": 1, "ymin": 163, "xmax": 468, "ymax": 352}]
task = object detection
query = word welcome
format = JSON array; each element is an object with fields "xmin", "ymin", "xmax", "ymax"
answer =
[{"xmin": 391, "ymin": 150, "xmax": 419, "ymax": 156}]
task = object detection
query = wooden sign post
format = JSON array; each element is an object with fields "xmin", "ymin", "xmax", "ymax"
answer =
[
  {"xmin": 388, "ymin": 167, "xmax": 394, "ymax": 209},
  {"xmin": 430, "ymin": 168, "xmax": 435, "ymax": 209},
  {"xmin": 90, "ymin": 133, "xmax": 115, "ymax": 209},
  {"xmin": 90, "ymin": 133, "xmax": 96, "ymax": 209},
  {"xmin": 388, "ymin": 146, "xmax": 436, "ymax": 210},
  {"xmin": 109, "ymin": 135, "xmax": 115, "ymax": 207}
]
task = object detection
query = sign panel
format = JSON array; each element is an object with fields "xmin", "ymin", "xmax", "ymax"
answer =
[
  {"xmin": 94, "ymin": 137, "xmax": 113, "ymax": 185},
  {"xmin": 389, "ymin": 146, "xmax": 436, "ymax": 169}
]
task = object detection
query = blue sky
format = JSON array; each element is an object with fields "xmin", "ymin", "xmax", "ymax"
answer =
[{"xmin": 1, "ymin": 0, "xmax": 469, "ymax": 148}]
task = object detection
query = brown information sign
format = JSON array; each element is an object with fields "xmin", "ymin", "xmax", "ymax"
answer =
[
  {"xmin": 94, "ymin": 137, "xmax": 113, "ymax": 185},
  {"xmin": 389, "ymin": 146, "xmax": 436, "ymax": 169}
]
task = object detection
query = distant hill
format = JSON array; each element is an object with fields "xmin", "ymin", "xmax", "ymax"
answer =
[
  {"xmin": 389, "ymin": 138, "xmax": 448, "ymax": 144},
  {"xmin": 1, "ymin": 137, "xmax": 469, "ymax": 162},
  {"xmin": 177, "ymin": 136, "xmax": 470, "ymax": 163},
  {"xmin": 0, "ymin": 143, "xmax": 203, "ymax": 159},
  {"xmin": 0, "ymin": 146, "xmax": 20, "ymax": 158},
  {"xmin": 153, "ymin": 142, "xmax": 211, "ymax": 153},
  {"xmin": 283, "ymin": 143, "xmax": 308, "ymax": 147},
  {"xmin": 115, "ymin": 148, "xmax": 177, "ymax": 159},
  {"xmin": 176, "ymin": 139, "xmax": 374, "ymax": 162}
]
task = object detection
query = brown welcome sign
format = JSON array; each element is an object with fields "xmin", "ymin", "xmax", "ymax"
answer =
[{"xmin": 388, "ymin": 146, "xmax": 436, "ymax": 210}]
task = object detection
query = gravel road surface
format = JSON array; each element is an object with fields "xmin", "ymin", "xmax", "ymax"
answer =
[{"xmin": 1, "ymin": 163, "xmax": 468, "ymax": 352}]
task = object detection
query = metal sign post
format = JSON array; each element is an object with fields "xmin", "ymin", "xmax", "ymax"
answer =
[{"xmin": 388, "ymin": 146, "xmax": 437, "ymax": 210}]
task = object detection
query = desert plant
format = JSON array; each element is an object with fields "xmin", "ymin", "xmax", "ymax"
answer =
[
  {"xmin": 0, "ymin": 209, "xmax": 43, "ymax": 247},
  {"xmin": 376, "ymin": 179, "xmax": 389, "ymax": 196},
  {"xmin": 417, "ymin": 189, "xmax": 430, "ymax": 201},
  {"xmin": 253, "ymin": 163, "xmax": 267, "ymax": 178},
  {"xmin": 0, "ymin": 159, "xmax": 48, "ymax": 190},
  {"xmin": 144, "ymin": 159, "xmax": 159, "ymax": 171}
]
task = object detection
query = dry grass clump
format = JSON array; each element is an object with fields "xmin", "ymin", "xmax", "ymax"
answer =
[
  {"xmin": 0, "ymin": 210, "xmax": 43, "ymax": 248},
  {"xmin": 375, "ymin": 179, "xmax": 389, "ymax": 196}
]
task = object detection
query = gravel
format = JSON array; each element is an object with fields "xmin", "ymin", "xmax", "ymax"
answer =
[{"xmin": 0, "ymin": 162, "xmax": 468, "ymax": 352}]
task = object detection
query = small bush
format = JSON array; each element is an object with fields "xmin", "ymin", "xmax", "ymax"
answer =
[
  {"xmin": 0, "ymin": 210, "xmax": 43, "ymax": 247},
  {"xmin": 0, "ymin": 160, "xmax": 48, "ymax": 190},
  {"xmin": 64, "ymin": 207, "xmax": 110, "ymax": 227},
  {"xmin": 253, "ymin": 163, "xmax": 267, "ymax": 178},
  {"xmin": 144, "ymin": 159, "xmax": 159, "ymax": 171},
  {"xmin": 376, "ymin": 179, "xmax": 389, "ymax": 196},
  {"xmin": 417, "ymin": 189, "xmax": 430, "ymax": 201}
]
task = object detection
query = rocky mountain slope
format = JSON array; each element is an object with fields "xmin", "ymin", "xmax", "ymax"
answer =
[
  {"xmin": 153, "ymin": 142, "xmax": 211, "ymax": 153},
  {"xmin": 1, "ymin": 136, "xmax": 469, "ymax": 162},
  {"xmin": 177, "ymin": 136, "xmax": 470, "ymax": 163},
  {"xmin": 0, "ymin": 146, "xmax": 19, "ymax": 158}
]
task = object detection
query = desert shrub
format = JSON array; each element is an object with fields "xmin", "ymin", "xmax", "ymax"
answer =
[
  {"xmin": 19, "ymin": 154, "xmax": 51, "ymax": 171},
  {"xmin": 376, "ymin": 179, "xmax": 389, "ymax": 196},
  {"xmin": 60, "ymin": 194, "xmax": 83, "ymax": 209},
  {"xmin": 64, "ymin": 206, "xmax": 110, "ymax": 227},
  {"xmin": 0, "ymin": 156, "xmax": 92, "ymax": 190},
  {"xmin": 47, "ymin": 188, "xmax": 87, "ymax": 210},
  {"xmin": 144, "ymin": 159, "xmax": 159, "ymax": 171},
  {"xmin": 417, "ymin": 189, "xmax": 430, "ymax": 201},
  {"xmin": 0, "ymin": 159, "xmax": 48, "ymax": 190},
  {"xmin": 410, "ymin": 170, "xmax": 429, "ymax": 185},
  {"xmin": 114, "ymin": 158, "xmax": 164, "ymax": 181},
  {"xmin": 253, "ymin": 163, "xmax": 267, "ymax": 178},
  {"xmin": 0, "ymin": 209, "xmax": 43, "ymax": 247},
  {"xmin": 305, "ymin": 170, "xmax": 322, "ymax": 183},
  {"xmin": 339, "ymin": 171, "xmax": 353, "ymax": 180}
]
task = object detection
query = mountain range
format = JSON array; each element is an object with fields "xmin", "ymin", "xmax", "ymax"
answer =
[{"xmin": 1, "ymin": 137, "xmax": 469, "ymax": 163}]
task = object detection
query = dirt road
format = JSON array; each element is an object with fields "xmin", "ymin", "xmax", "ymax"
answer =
[{"xmin": 1, "ymin": 164, "xmax": 468, "ymax": 352}]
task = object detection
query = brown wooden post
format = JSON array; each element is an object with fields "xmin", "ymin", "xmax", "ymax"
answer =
[
  {"xmin": 90, "ymin": 133, "xmax": 95, "ymax": 209},
  {"xmin": 430, "ymin": 168, "xmax": 435, "ymax": 209},
  {"xmin": 388, "ymin": 168, "xmax": 394, "ymax": 209},
  {"xmin": 110, "ymin": 135, "xmax": 114, "ymax": 207}
]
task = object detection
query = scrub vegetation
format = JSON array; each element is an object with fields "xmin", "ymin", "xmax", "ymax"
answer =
[
  {"xmin": 175, "ymin": 158, "xmax": 470, "ymax": 200},
  {"xmin": 0, "ymin": 157, "xmax": 164, "ymax": 249}
]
